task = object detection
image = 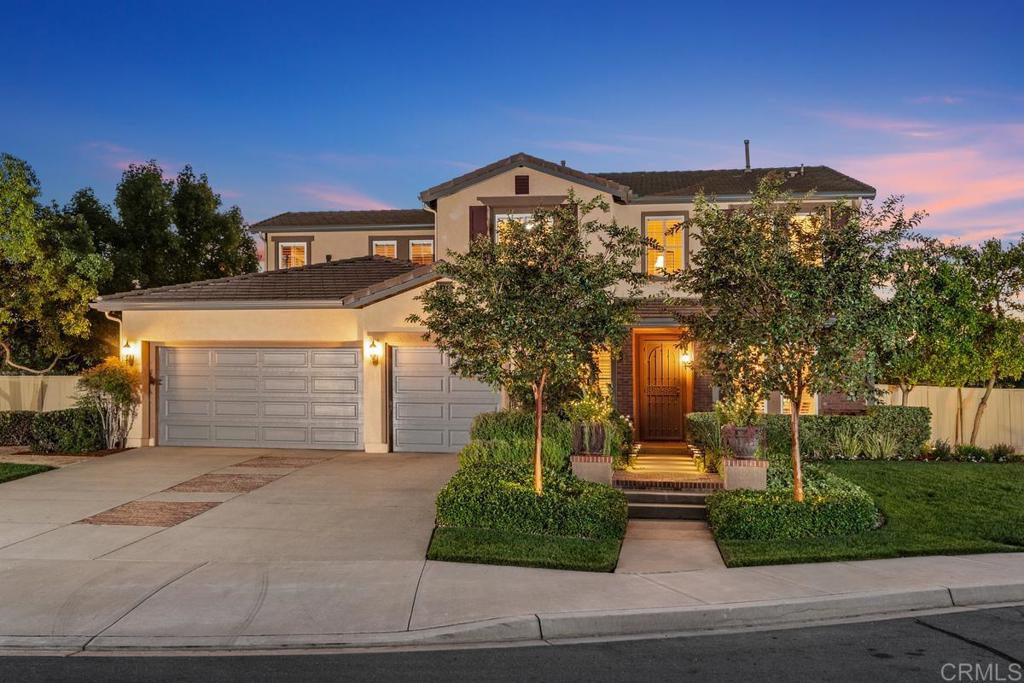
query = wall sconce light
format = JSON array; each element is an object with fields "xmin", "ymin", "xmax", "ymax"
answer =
[
  {"xmin": 368, "ymin": 339, "xmax": 381, "ymax": 366},
  {"xmin": 679, "ymin": 348, "xmax": 693, "ymax": 365},
  {"xmin": 122, "ymin": 341, "xmax": 136, "ymax": 367}
]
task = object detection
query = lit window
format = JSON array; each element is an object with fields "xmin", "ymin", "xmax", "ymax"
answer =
[
  {"xmin": 645, "ymin": 216, "xmax": 685, "ymax": 274},
  {"xmin": 782, "ymin": 390, "xmax": 817, "ymax": 415},
  {"xmin": 372, "ymin": 240, "xmax": 397, "ymax": 258},
  {"xmin": 409, "ymin": 239, "xmax": 434, "ymax": 266},
  {"xmin": 593, "ymin": 350, "xmax": 613, "ymax": 398},
  {"xmin": 278, "ymin": 242, "xmax": 307, "ymax": 269},
  {"xmin": 494, "ymin": 212, "xmax": 535, "ymax": 238}
]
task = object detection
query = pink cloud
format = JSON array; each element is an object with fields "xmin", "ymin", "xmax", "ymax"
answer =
[
  {"xmin": 294, "ymin": 184, "xmax": 394, "ymax": 210},
  {"xmin": 907, "ymin": 95, "xmax": 964, "ymax": 105},
  {"xmin": 808, "ymin": 110, "xmax": 946, "ymax": 139}
]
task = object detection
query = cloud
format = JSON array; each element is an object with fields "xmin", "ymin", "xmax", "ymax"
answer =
[
  {"xmin": 294, "ymin": 183, "xmax": 394, "ymax": 210},
  {"xmin": 808, "ymin": 110, "xmax": 946, "ymax": 139},
  {"xmin": 907, "ymin": 95, "xmax": 964, "ymax": 105}
]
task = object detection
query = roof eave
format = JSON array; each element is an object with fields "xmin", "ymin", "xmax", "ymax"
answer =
[
  {"xmin": 629, "ymin": 189, "xmax": 876, "ymax": 204},
  {"xmin": 248, "ymin": 223, "xmax": 434, "ymax": 234},
  {"xmin": 90, "ymin": 299, "xmax": 354, "ymax": 312}
]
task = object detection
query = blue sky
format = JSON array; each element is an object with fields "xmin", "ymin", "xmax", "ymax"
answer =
[{"xmin": 4, "ymin": 1, "xmax": 1023, "ymax": 243}]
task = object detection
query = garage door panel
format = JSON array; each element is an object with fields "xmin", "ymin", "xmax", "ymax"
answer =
[
  {"xmin": 312, "ymin": 349, "xmax": 359, "ymax": 368},
  {"xmin": 311, "ymin": 403, "xmax": 358, "ymax": 419},
  {"xmin": 391, "ymin": 348, "xmax": 500, "ymax": 453},
  {"xmin": 312, "ymin": 377, "xmax": 359, "ymax": 393},
  {"xmin": 261, "ymin": 350, "xmax": 309, "ymax": 367},
  {"xmin": 214, "ymin": 350, "xmax": 259, "ymax": 366},
  {"xmin": 214, "ymin": 400, "xmax": 259, "ymax": 417},
  {"xmin": 159, "ymin": 346, "xmax": 362, "ymax": 450},
  {"xmin": 262, "ymin": 402, "xmax": 308, "ymax": 418}
]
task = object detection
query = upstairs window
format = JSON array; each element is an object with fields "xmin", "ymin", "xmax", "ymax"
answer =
[
  {"xmin": 409, "ymin": 239, "xmax": 434, "ymax": 266},
  {"xmin": 372, "ymin": 240, "xmax": 397, "ymax": 259},
  {"xmin": 494, "ymin": 212, "xmax": 535, "ymax": 235},
  {"xmin": 645, "ymin": 216, "xmax": 685, "ymax": 275},
  {"xmin": 278, "ymin": 242, "xmax": 307, "ymax": 269}
]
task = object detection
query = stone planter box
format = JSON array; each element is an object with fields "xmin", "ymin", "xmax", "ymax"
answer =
[
  {"xmin": 570, "ymin": 454, "xmax": 613, "ymax": 485},
  {"xmin": 722, "ymin": 457, "xmax": 768, "ymax": 491}
]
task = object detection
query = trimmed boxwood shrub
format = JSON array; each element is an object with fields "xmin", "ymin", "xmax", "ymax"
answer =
[
  {"xmin": 30, "ymin": 407, "xmax": 104, "ymax": 454},
  {"xmin": 458, "ymin": 438, "xmax": 571, "ymax": 472},
  {"xmin": 0, "ymin": 411, "xmax": 36, "ymax": 446},
  {"xmin": 688, "ymin": 406, "xmax": 931, "ymax": 461},
  {"xmin": 707, "ymin": 458, "xmax": 878, "ymax": 541},
  {"xmin": 435, "ymin": 462, "xmax": 628, "ymax": 540}
]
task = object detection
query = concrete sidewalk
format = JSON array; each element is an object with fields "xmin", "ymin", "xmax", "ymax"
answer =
[{"xmin": 0, "ymin": 552, "xmax": 1020, "ymax": 651}]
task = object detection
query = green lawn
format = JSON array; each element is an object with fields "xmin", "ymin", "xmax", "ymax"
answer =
[
  {"xmin": 0, "ymin": 462, "xmax": 54, "ymax": 485},
  {"xmin": 427, "ymin": 527, "xmax": 622, "ymax": 572},
  {"xmin": 717, "ymin": 461, "xmax": 1024, "ymax": 567}
]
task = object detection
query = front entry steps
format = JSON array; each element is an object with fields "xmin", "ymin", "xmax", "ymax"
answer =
[{"xmin": 614, "ymin": 443, "xmax": 721, "ymax": 520}]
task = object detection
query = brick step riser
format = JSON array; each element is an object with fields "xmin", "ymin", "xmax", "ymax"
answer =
[
  {"xmin": 614, "ymin": 480, "xmax": 723, "ymax": 492},
  {"xmin": 628, "ymin": 505, "xmax": 708, "ymax": 521},
  {"xmin": 624, "ymin": 492, "xmax": 709, "ymax": 505}
]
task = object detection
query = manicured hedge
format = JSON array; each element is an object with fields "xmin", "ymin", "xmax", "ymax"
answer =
[
  {"xmin": 0, "ymin": 411, "xmax": 36, "ymax": 446},
  {"xmin": 707, "ymin": 457, "xmax": 878, "ymax": 541},
  {"xmin": 435, "ymin": 462, "xmax": 628, "ymax": 540},
  {"xmin": 688, "ymin": 406, "xmax": 931, "ymax": 461},
  {"xmin": 459, "ymin": 437, "xmax": 571, "ymax": 472},
  {"xmin": 471, "ymin": 410, "xmax": 572, "ymax": 452},
  {"xmin": 30, "ymin": 407, "xmax": 104, "ymax": 454}
]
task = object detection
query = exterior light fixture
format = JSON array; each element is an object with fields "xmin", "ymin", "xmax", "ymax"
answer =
[
  {"xmin": 122, "ymin": 341, "xmax": 136, "ymax": 367},
  {"xmin": 368, "ymin": 339, "xmax": 381, "ymax": 366},
  {"xmin": 679, "ymin": 351, "xmax": 693, "ymax": 365}
]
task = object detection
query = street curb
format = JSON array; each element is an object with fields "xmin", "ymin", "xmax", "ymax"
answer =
[
  {"xmin": 537, "ymin": 587, "xmax": 954, "ymax": 640},
  {"xmin": 2, "ymin": 583, "xmax": 1024, "ymax": 652}
]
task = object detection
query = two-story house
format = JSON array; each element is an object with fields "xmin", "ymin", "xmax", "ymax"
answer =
[{"xmin": 93, "ymin": 152, "xmax": 876, "ymax": 453}]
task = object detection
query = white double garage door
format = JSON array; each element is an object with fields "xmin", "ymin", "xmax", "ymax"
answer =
[{"xmin": 158, "ymin": 346, "xmax": 499, "ymax": 452}]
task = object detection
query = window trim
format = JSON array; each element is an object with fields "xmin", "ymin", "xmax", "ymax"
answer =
[
  {"xmin": 492, "ymin": 212, "xmax": 536, "ymax": 240},
  {"xmin": 371, "ymin": 239, "xmax": 399, "ymax": 259},
  {"xmin": 408, "ymin": 238, "xmax": 434, "ymax": 266},
  {"xmin": 641, "ymin": 211, "xmax": 689, "ymax": 277},
  {"xmin": 276, "ymin": 240, "xmax": 310, "ymax": 270}
]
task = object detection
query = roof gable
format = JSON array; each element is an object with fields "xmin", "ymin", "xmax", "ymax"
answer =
[{"xmin": 418, "ymin": 152, "xmax": 634, "ymax": 203}]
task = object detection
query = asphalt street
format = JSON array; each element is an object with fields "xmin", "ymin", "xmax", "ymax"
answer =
[{"xmin": 1, "ymin": 606, "xmax": 1022, "ymax": 683}]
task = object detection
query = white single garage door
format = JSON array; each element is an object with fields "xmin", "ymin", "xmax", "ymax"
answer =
[
  {"xmin": 159, "ymin": 346, "xmax": 362, "ymax": 450},
  {"xmin": 391, "ymin": 347, "xmax": 501, "ymax": 452}
]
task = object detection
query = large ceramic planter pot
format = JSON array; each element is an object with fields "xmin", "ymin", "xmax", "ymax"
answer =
[
  {"xmin": 721, "ymin": 425, "xmax": 763, "ymax": 460},
  {"xmin": 571, "ymin": 421, "xmax": 607, "ymax": 455}
]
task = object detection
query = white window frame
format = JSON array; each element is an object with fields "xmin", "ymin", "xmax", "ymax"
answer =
[
  {"xmin": 644, "ymin": 215, "xmax": 686, "ymax": 275},
  {"xmin": 409, "ymin": 239, "xmax": 434, "ymax": 265},
  {"xmin": 277, "ymin": 241, "xmax": 307, "ymax": 269},
  {"xmin": 372, "ymin": 239, "xmax": 398, "ymax": 258}
]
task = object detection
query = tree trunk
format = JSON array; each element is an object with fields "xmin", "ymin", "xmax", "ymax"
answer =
[
  {"xmin": 970, "ymin": 375, "xmax": 996, "ymax": 447},
  {"xmin": 532, "ymin": 373, "xmax": 547, "ymax": 495},
  {"xmin": 899, "ymin": 382, "xmax": 913, "ymax": 407},
  {"xmin": 955, "ymin": 386, "xmax": 964, "ymax": 446},
  {"xmin": 789, "ymin": 401, "xmax": 804, "ymax": 503}
]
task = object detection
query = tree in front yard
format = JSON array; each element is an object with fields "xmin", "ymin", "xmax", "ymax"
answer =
[
  {"xmin": 0, "ymin": 154, "xmax": 111, "ymax": 374},
  {"xmin": 408, "ymin": 192, "xmax": 650, "ymax": 494},
  {"xmin": 671, "ymin": 178, "xmax": 909, "ymax": 501}
]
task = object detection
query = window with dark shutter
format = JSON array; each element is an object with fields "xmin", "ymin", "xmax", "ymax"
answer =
[
  {"xmin": 469, "ymin": 205, "xmax": 489, "ymax": 241},
  {"xmin": 514, "ymin": 175, "xmax": 529, "ymax": 195}
]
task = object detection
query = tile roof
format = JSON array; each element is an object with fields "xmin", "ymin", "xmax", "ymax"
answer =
[
  {"xmin": 593, "ymin": 166, "xmax": 875, "ymax": 198},
  {"xmin": 93, "ymin": 256, "xmax": 429, "ymax": 309},
  {"xmin": 251, "ymin": 208, "xmax": 433, "ymax": 230},
  {"xmin": 419, "ymin": 152, "xmax": 634, "ymax": 203}
]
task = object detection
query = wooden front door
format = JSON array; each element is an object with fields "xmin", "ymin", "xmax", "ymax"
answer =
[{"xmin": 638, "ymin": 337, "xmax": 686, "ymax": 441}]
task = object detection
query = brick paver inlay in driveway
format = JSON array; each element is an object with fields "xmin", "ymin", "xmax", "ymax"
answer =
[
  {"xmin": 167, "ymin": 473, "xmax": 285, "ymax": 493},
  {"xmin": 235, "ymin": 455, "xmax": 330, "ymax": 469},
  {"xmin": 78, "ymin": 501, "xmax": 221, "ymax": 526}
]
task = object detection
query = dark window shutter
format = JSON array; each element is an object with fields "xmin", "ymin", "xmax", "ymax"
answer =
[
  {"xmin": 469, "ymin": 205, "xmax": 489, "ymax": 241},
  {"xmin": 514, "ymin": 174, "xmax": 530, "ymax": 195}
]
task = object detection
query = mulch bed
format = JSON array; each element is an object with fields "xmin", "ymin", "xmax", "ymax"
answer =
[
  {"xmin": 166, "ymin": 473, "xmax": 285, "ymax": 493},
  {"xmin": 78, "ymin": 500, "xmax": 221, "ymax": 527}
]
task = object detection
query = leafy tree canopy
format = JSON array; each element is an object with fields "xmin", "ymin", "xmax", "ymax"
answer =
[{"xmin": 409, "ymin": 192, "xmax": 651, "ymax": 493}]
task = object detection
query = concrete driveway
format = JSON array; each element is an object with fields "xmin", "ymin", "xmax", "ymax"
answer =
[{"xmin": 0, "ymin": 446, "xmax": 457, "ymax": 562}]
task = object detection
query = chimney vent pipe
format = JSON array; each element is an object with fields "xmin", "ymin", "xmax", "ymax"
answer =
[{"xmin": 744, "ymin": 140, "xmax": 751, "ymax": 172}]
